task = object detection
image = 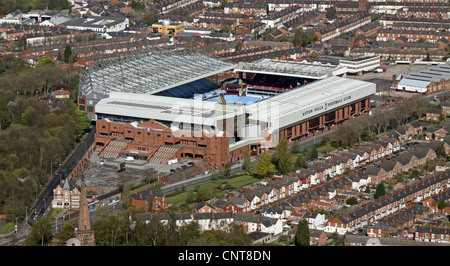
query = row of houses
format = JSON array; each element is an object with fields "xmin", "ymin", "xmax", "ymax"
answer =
[
  {"xmin": 193, "ymin": 121, "xmax": 427, "ymax": 213},
  {"xmin": 135, "ymin": 211, "xmax": 284, "ymax": 235},
  {"xmin": 325, "ymin": 170, "xmax": 450, "ymax": 234},
  {"xmin": 376, "ymin": 29, "xmax": 450, "ymax": 43},
  {"xmin": 316, "ymin": 11, "xmax": 372, "ymax": 42}
]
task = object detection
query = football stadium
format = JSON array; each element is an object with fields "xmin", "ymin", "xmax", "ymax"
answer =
[{"xmin": 79, "ymin": 49, "xmax": 376, "ymax": 168}]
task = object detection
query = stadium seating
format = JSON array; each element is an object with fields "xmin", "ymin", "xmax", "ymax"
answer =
[
  {"xmin": 155, "ymin": 78, "xmax": 217, "ymax": 99},
  {"xmin": 246, "ymin": 74, "xmax": 306, "ymax": 92},
  {"xmin": 98, "ymin": 139, "xmax": 128, "ymax": 158},
  {"xmin": 148, "ymin": 145, "xmax": 179, "ymax": 164}
]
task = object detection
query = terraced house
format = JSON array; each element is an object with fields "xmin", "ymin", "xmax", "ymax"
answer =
[{"xmin": 325, "ymin": 170, "xmax": 450, "ymax": 234}]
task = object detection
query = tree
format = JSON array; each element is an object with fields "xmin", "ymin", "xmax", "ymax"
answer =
[
  {"xmin": 346, "ymin": 197, "xmax": 358, "ymax": 205},
  {"xmin": 438, "ymin": 200, "xmax": 447, "ymax": 213},
  {"xmin": 142, "ymin": 10, "xmax": 161, "ymax": 26},
  {"xmin": 252, "ymin": 153, "xmax": 275, "ymax": 178},
  {"xmin": 60, "ymin": 222, "xmax": 74, "ymax": 243},
  {"xmin": 63, "ymin": 44, "xmax": 73, "ymax": 63},
  {"xmin": 195, "ymin": 187, "xmax": 210, "ymax": 202},
  {"xmin": 295, "ymin": 154, "xmax": 307, "ymax": 169},
  {"xmin": 25, "ymin": 218, "xmax": 53, "ymax": 246},
  {"xmin": 289, "ymin": 142, "xmax": 302, "ymax": 154},
  {"xmin": 325, "ymin": 6, "xmax": 337, "ymax": 19},
  {"xmin": 295, "ymin": 219, "xmax": 309, "ymax": 246},
  {"xmin": 36, "ymin": 55, "xmax": 55, "ymax": 68},
  {"xmin": 272, "ymin": 138, "xmax": 291, "ymax": 174},
  {"xmin": 374, "ymin": 183, "xmax": 386, "ymax": 199},
  {"xmin": 309, "ymin": 146, "xmax": 318, "ymax": 160}
]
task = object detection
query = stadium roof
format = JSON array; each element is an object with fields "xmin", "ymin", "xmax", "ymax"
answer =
[
  {"xmin": 78, "ymin": 49, "xmax": 237, "ymax": 99},
  {"xmin": 95, "ymin": 92, "xmax": 238, "ymax": 129},
  {"xmin": 234, "ymin": 59, "xmax": 347, "ymax": 79},
  {"xmin": 95, "ymin": 77, "xmax": 376, "ymax": 139},
  {"xmin": 247, "ymin": 76, "xmax": 376, "ymax": 131}
]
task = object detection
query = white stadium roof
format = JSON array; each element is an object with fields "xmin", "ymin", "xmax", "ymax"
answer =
[
  {"xmin": 234, "ymin": 59, "xmax": 347, "ymax": 79},
  {"xmin": 95, "ymin": 76, "xmax": 376, "ymax": 136},
  {"xmin": 247, "ymin": 76, "xmax": 376, "ymax": 131},
  {"xmin": 95, "ymin": 92, "xmax": 238, "ymax": 129}
]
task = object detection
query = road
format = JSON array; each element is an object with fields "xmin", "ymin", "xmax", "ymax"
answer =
[
  {"xmin": 28, "ymin": 125, "xmax": 96, "ymax": 226},
  {"xmin": 0, "ymin": 125, "xmax": 96, "ymax": 246}
]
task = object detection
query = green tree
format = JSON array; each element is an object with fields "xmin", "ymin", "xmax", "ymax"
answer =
[
  {"xmin": 346, "ymin": 197, "xmax": 358, "ymax": 205},
  {"xmin": 196, "ymin": 187, "xmax": 210, "ymax": 202},
  {"xmin": 143, "ymin": 10, "xmax": 161, "ymax": 26},
  {"xmin": 295, "ymin": 219, "xmax": 309, "ymax": 246},
  {"xmin": 295, "ymin": 154, "xmax": 307, "ymax": 169},
  {"xmin": 60, "ymin": 222, "xmax": 74, "ymax": 243},
  {"xmin": 25, "ymin": 218, "xmax": 53, "ymax": 246},
  {"xmin": 309, "ymin": 146, "xmax": 318, "ymax": 160},
  {"xmin": 272, "ymin": 138, "xmax": 291, "ymax": 174},
  {"xmin": 438, "ymin": 200, "xmax": 447, "ymax": 213},
  {"xmin": 21, "ymin": 106, "xmax": 36, "ymax": 126},
  {"xmin": 252, "ymin": 153, "xmax": 275, "ymax": 178},
  {"xmin": 289, "ymin": 142, "xmax": 302, "ymax": 154},
  {"xmin": 374, "ymin": 183, "xmax": 386, "ymax": 199},
  {"xmin": 36, "ymin": 55, "xmax": 55, "ymax": 68},
  {"xmin": 63, "ymin": 44, "xmax": 73, "ymax": 63}
]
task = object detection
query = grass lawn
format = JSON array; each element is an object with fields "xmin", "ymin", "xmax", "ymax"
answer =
[
  {"xmin": 166, "ymin": 175, "xmax": 259, "ymax": 206},
  {"xmin": 0, "ymin": 222, "xmax": 15, "ymax": 234}
]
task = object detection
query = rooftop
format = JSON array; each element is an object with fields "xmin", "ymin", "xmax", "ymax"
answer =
[
  {"xmin": 234, "ymin": 59, "xmax": 347, "ymax": 79},
  {"xmin": 78, "ymin": 49, "xmax": 237, "ymax": 100},
  {"xmin": 247, "ymin": 76, "xmax": 376, "ymax": 131}
]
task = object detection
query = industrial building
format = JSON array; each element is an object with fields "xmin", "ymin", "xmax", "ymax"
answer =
[{"xmin": 396, "ymin": 62, "xmax": 450, "ymax": 94}]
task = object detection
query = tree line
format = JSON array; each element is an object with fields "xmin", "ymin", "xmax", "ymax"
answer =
[
  {"xmin": 25, "ymin": 207, "xmax": 253, "ymax": 246},
  {"xmin": 334, "ymin": 97, "xmax": 429, "ymax": 148},
  {"xmin": 0, "ymin": 55, "xmax": 90, "ymax": 223},
  {"xmin": 0, "ymin": 0, "xmax": 70, "ymax": 15}
]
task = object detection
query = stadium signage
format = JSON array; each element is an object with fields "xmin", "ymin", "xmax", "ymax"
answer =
[
  {"xmin": 327, "ymin": 95, "xmax": 352, "ymax": 109},
  {"xmin": 302, "ymin": 95, "xmax": 352, "ymax": 117}
]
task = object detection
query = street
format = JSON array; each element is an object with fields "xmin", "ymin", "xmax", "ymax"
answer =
[{"xmin": 27, "ymin": 125, "xmax": 96, "ymax": 227}]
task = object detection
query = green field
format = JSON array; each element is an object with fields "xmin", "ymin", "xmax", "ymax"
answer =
[{"xmin": 166, "ymin": 175, "xmax": 259, "ymax": 206}]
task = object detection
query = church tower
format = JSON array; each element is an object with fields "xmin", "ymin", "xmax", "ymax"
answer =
[{"xmin": 75, "ymin": 177, "xmax": 95, "ymax": 246}]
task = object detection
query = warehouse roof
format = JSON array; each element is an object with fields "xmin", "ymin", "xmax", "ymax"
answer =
[{"xmin": 398, "ymin": 62, "xmax": 450, "ymax": 89}]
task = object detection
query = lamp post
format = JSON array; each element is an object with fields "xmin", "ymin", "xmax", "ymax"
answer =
[{"xmin": 50, "ymin": 161, "xmax": 58, "ymax": 179}]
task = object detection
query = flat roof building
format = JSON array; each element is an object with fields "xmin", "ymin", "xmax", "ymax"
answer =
[{"xmin": 397, "ymin": 62, "xmax": 450, "ymax": 94}]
